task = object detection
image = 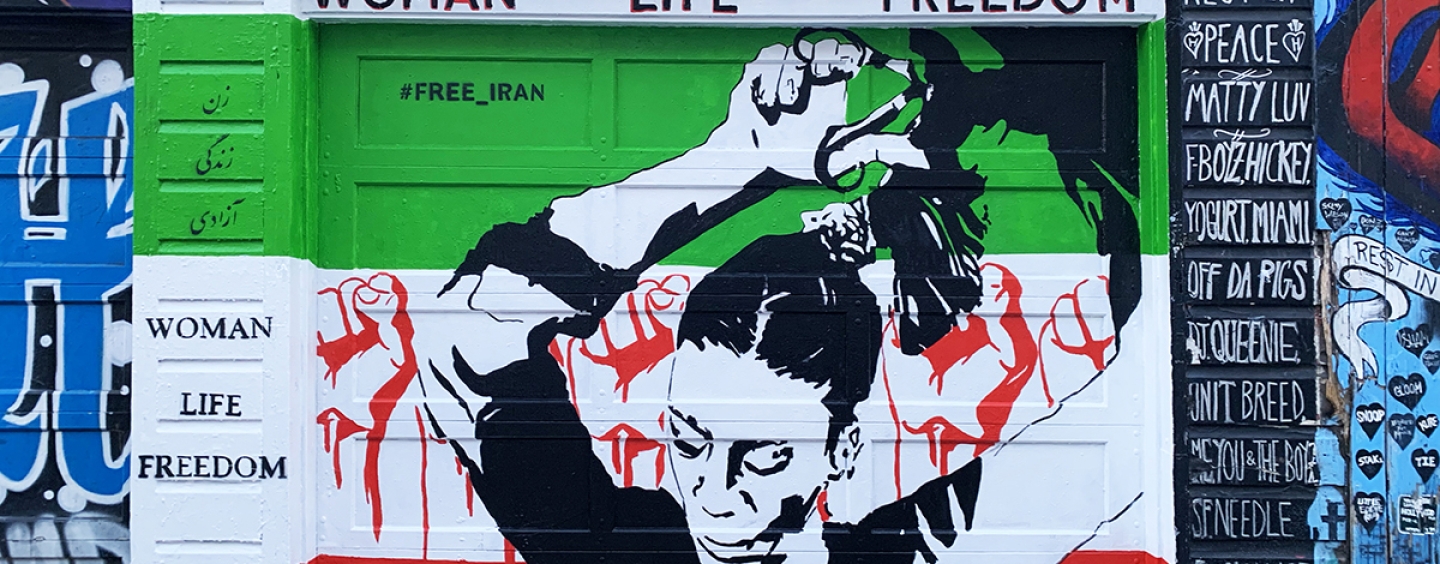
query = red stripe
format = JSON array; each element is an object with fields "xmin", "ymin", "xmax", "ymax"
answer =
[
  {"xmin": 1059, "ymin": 550, "xmax": 1168, "ymax": 564},
  {"xmin": 309, "ymin": 547, "xmax": 520, "ymax": 564}
]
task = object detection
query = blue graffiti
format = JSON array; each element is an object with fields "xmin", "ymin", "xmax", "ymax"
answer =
[{"xmin": 0, "ymin": 67, "xmax": 133, "ymax": 508}]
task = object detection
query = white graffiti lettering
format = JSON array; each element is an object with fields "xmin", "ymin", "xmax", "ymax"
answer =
[
  {"xmin": 1184, "ymin": 199, "xmax": 1311, "ymax": 244},
  {"xmin": 1186, "ymin": 318, "xmax": 1303, "ymax": 364},
  {"xmin": 1186, "ymin": 258, "xmax": 1310, "ymax": 302},
  {"xmin": 1184, "ymin": 72, "xmax": 1311, "ymax": 125},
  {"xmin": 1188, "ymin": 437, "xmax": 1317, "ymax": 485},
  {"xmin": 1188, "ymin": 378, "xmax": 1309, "ymax": 424},
  {"xmin": 1191, "ymin": 497, "xmax": 1298, "ymax": 539},
  {"xmin": 1332, "ymin": 234, "xmax": 1440, "ymax": 378},
  {"xmin": 1185, "ymin": 138, "xmax": 1314, "ymax": 185}
]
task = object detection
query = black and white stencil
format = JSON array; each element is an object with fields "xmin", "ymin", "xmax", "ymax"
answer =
[
  {"xmin": 1413, "ymin": 449, "xmax": 1439, "ymax": 483},
  {"xmin": 1319, "ymin": 197, "xmax": 1352, "ymax": 229},
  {"xmin": 1357, "ymin": 402, "xmax": 1386, "ymax": 438},
  {"xmin": 1390, "ymin": 373, "xmax": 1427, "ymax": 410},
  {"xmin": 1392, "ymin": 413, "xmax": 1418, "ymax": 449},
  {"xmin": 315, "ymin": 26, "xmax": 1155, "ymax": 564},
  {"xmin": 1354, "ymin": 492, "xmax": 1385, "ymax": 531},
  {"xmin": 1419, "ymin": 413, "xmax": 1439, "ymax": 436},
  {"xmin": 1356, "ymin": 449, "xmax": 1384, "ymax": 479}
]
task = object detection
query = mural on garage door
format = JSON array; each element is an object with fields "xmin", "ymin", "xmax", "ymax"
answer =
[
  {"xmin": 0, "ymin": 33, "xmax": 133, "ymax": 564},
  {"xmin": 1317, "ymin": 0, "xmax": 1440, "ymax": 558},
  {"xmin": 313, "ymin": 27, "xmax": 1159, "ymax": 564}
]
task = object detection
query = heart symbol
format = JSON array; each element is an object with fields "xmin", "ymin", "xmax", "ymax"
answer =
[
  {"xmin": 1429, "ymin": 250, "xmax": 1440, "ymax": 270},
  {"xmin": 1357, "ymin": 449, "xmax": 1385, "ymax": 479},
  {"xmin": 1398, "ymin": 325, "xmax": 1432, "ymax": 357},
  {"xmin": 1420, "ymin": 413, "xmax": 1440, "ymax": 436},
  {"xmin": 1425, "ymin": 351, "xmax": 1440, "ymax": 374},
  {"xmin": 1355, "ymin": 492, "xmax": 1385, "ymax": 530},
  {"xmin": 1319, "ymin": 198, "xmax": 1352, "ymax": 229},
  {"xmin": 1282, "ymin": 30, "xmax": 1305, "ymax": 62},
  {"xmin": 1393, "ymin": 413, "xmax": 1417, "ymax": 448},
  {"xmin": 1391, "ymin": 373, "xmax": 1428, "ymax": 410},
  {"xmin": 1184, "ymin": 22, "xmax": 1204, "ymax": 59},
  {"xmin": 1414, "ymin": 449, "xmax": 1439, "ymax": 482},
  {"xmin": 1357, "ymin": 402, "xmax": 1387, "ymax": 438},
  {"xmin": 1398, "ymin": 227, "xmax": 1421, "ymax": 251},
  {"xmin": 1359, "ymin": 215, "xmax": 1385, "ymax": 234}
]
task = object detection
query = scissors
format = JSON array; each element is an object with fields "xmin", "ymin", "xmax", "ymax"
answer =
[{"xmin": 794, "ymin": 28, "xmax": 931, "ymax": 192}]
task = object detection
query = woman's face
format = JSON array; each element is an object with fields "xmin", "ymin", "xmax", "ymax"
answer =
[{"xmin": 666, "ymin": 346, "xmax": 836, "ymax": 563}]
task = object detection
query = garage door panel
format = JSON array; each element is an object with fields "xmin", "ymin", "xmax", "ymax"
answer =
[{"xmin": 314, "ymin": 23, "xmax": 1160, "ymax": 564}]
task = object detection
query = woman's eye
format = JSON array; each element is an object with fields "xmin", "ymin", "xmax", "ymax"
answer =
[
  {"xmin": 674, "ymin": 439, "xmax": 707, "ymax": 460},
  {"xmin": 742, "ymin": 445, "xmax": 792, "ymax": 475}
]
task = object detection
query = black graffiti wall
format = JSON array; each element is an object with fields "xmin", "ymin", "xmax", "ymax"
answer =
[
  {"xmin": 1171, "ymin": 0, "xmax": 1342, "ymax": 561},
  {"xmin": 0, "ymin": 10, "xmax": 134, "ymax": 564}
]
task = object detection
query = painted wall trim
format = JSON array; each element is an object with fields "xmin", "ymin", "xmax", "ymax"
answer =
[
  {"xmin": 136, "ymin": 0, "xmax": 1164, "ymax": 23},
  {"xmin": 1137, "ymin": 19, "xmax": 1168, "ymax": 257},
  {"xmin": 299, "ymin": 13, "xmax": 1163, "ymax": 25},
  {"xmin": 131, "ymin": 0, "xmax": 291, "ymax": 16}
]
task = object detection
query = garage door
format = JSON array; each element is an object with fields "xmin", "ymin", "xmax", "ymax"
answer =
[{"xmin": 312, "ymin": 24, "xmax": 1165, "ymax": 564}]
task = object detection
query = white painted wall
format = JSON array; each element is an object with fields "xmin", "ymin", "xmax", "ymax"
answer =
[
  {"xmin": 131, "ymin": 255, "xmax": 311, "ymax": 564},
  {"xmin": 132, "ymin": 252, "xmax": 1172, "ymax": 564}
]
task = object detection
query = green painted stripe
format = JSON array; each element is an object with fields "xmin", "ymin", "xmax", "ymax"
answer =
[
  {"xmin": 137, "ymin": 19, "xmax": 1169, "ymax": 268},
  {"xmin": 1137, "ymin": 19, "xmax": 1169, "ymax": 257},
  {"xmin": 134, "ymin": 13, "xmax": 314, "ymax": 260}
]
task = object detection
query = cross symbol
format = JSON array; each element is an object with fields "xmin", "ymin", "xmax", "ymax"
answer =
[{"xmin": 1320, "ymin": 500, "xmax": 1345, "ymax": 539}]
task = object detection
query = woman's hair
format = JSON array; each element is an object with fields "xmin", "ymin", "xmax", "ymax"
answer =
[{"xmin": 676, "ymin": 231, "xmax": 881, "ymax": 453}]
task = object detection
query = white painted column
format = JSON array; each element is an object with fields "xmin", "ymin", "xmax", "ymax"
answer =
[{"xmin": 132, "ymin": 256, "xmax": 312, "ymax": 564}]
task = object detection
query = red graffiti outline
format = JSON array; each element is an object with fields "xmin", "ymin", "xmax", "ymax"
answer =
[
  {"xmin": 308, "ymin": 542, "xmax": 523, "ymax": 564},
  {"xmin": 577, "ymin": 275, "xmax": 689, "ymax": 402},
  {"xmin": 415, "ymin": 406, "xmax": 431, "ymax": 559},
  {"xmin": 890, "ymin": 265, "xmax": 1121, "ymax": 482},
  {"xmin": 593, "ymin": 422, "xmax": 667, "ymax": 488},
  {"xmin": 314, "ymin": 273, "xmax": 418, "ymax": 541},
  {"xmin": 317, "ymin": 278, "xmax": 383, "ymax": 387},
  {"xmin": 548, "ymin": 337, "xmax": 581, "ymax": 409},
  {"xmin": 879, "ymin": 317, "xmax": 905, "ymax": 500},
  {"xmin": 1058, "ymin": 550, "xmax": 1168, "ymax": 564},
  {"xmin": 901, "ymin": 415, "xmax": 971, "ymax": 475},
  {"xmin": 317, "ymin": 407, "xmax": 368, "ymax": 489},
  {"xmin": 1036, "ymin": 276, "xmax": 1114, "ymax": 397},
  {"xmin": 455, "ymin": 456, "xmax": 475, "ymax": 517},
  {"xmin": 920, "ymin": 314, "xmax": 994, "ymax": 395},
  {"xmin": 899, "ymin": 263, "xmax": 1042, "ymax": 473}
]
